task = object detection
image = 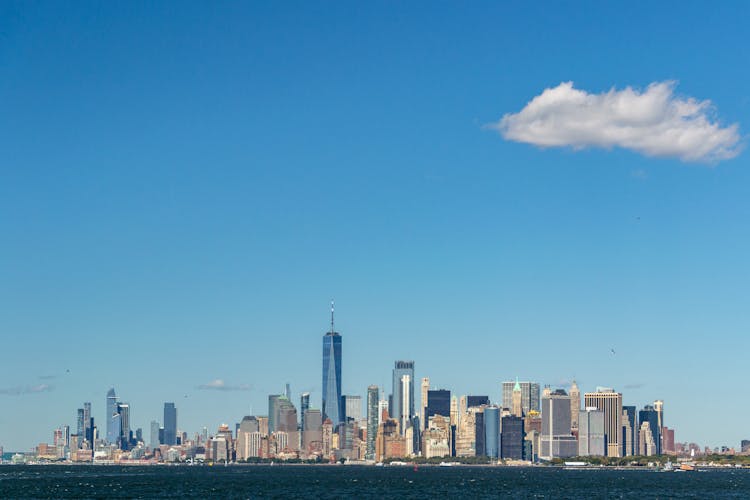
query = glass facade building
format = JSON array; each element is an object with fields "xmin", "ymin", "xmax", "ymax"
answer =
[
  {"xmin": 391, "ymin": 360, "xmax": 415, "ymax": 434},
  {"xmin": 322, "ymin": 329, "xmax": 343, "ymax": 425},
  {"xmin": 106, "ymin": 388, "xmax": 118, "ymax": 444},
  {"xmin": 484, "ymin": 406, "xmax": 500, "ymax": 458},
  {"xmin": 163, "ymin": 402, "xmax": 177, "ymax": 446},
  {"xmin": 501, "ymin": 415, "xmax": 525, "ymax": 459}
]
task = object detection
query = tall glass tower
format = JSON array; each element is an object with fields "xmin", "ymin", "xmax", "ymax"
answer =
[
  {"xmin": 366, "ymin": 385, "xmax": 379, "ymax": 460},
  {"xmin": 322, "ymin": 301, "xmax": 343, "ymax": 425},
  {"xmin": 391, "ymin": 360, "xmax": 415, "ymax": 434},
  {"xmin": 163, "ymin": 402, "xmax": 177, "ymax": 446},
  {"xmin": 106, "ymin": 388, "xmax": 118, "ymax": 444}
]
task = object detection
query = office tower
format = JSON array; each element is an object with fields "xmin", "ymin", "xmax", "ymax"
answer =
[
  {"xmin": 502, "ymin": 381, "xmax": 541, "ymax": 415},
  {"xmin": 150, "ymin": 421, "xmax": 160, "ymax": 449},
  {"xmin": 662, "ymin": 427, "xmax": 675, "ymax": 454},
  {"xmin": 301, "ymin": 409, "xmax": 323, "ymax": 454},
  {"xmin": 391, "ymin": 361, "xmax": 415, "ymax": 435},
  {"xmin": 511, "ymin": 378, "xmax": 523, "ymax": 417},
  {"xmin": 343, "ymin": 395, "xmax": 362, "ymax": 422},
  {"xmin": 639, "ymin": 422, "xmax": 656, "ymax": 455},
  {"xmin": 117, "ymin": 403, "xmax": 131, "ymax": 449},
  {"xmin": 163, "ymin": 402, "xmax": 177, "ymax": 446},
  {"xmin": 83, "ymin": 402, "xmax": 93, "ymax": 444},
  {"xmin": 467, "ymin": 395, "xmax": 490, "ymax": 408},
  {"xmin": 285, "ymin": 383, "xmax": 291, "ymax": 399},
  {"xmin": 421, "ymin": 377, "xmax": 430, "ymax": 426},
  {"xmin": 111, "ymin": 413, "xmax": 122, "ymax": 447},
  {"xmin": 570, "ymin": 381, "xmax": 580, "ymax": 431},
  {"xmin": 237, "ymin": 416, "xmax": 261, "ymax": 459},
  {"xmin": 76, "ymin": 409, "xmax": 85, "ymax": 446},
  {"xmin": 484, "ymin": 406, "xmax": 500, "ymax": 458},
  {"xmin": 584, "ymin": 388, "xmax": 623, "ymax": 457},
  {"xmin": 300, "ymin": 393, "xmax": 310, "ymax": 431},
  {"xmin": 378, "ymin": 398, "xmax": 389, "ymax": 425},
  {"xmin": 322, "ymin": 302, "xmax": 343, "ymax": 425},
  {"xmin": 622, "ymin": 406, "xmax": 637, "ymax": 456},
  {"xmin": 456, "ymin": 406, "xmax": 481, "ymax": 457},
  {"xmin": 475, "ymin": 409, "xmax": 486, "ymax": 456},
  {"xmin": 366, "ymin": 385, "xmax": 379, "ymax": 460},
  {"xmin": 540, "ymin": 389, "xmax": 577, "ymax": 459},
  {"xmin": 425, "ymin": 389, "xmax": 451, "ymax": 429},
  {"xmin": 268, "ymin": 395, "xmax": 281, "ymax": 434},
  {"xmin": 106, "ymin": 388, "xmax": 118, "ymax": 444},
  {"xmin": 501, "ymin": 415, "xmax": 525, "ymax": 459},
  {"xmin": 399, "ymin": 375, "xmax": 411, "ymax": 433},
  {"xmin": 63, "ymin": 425, "xmax": 70, "ymax": 447},
  {"xmin": 639, "ymin": 405, "xmax": 661, "ymax": 455},
  {"xmin": 450, "ymin": 396, "xmax": 458, "ymax": 426},
  {"xmin": 653, "ymin": 400, "xmax": 664, "ymax": 453},
  {"xmin": 741, "ymin": 440, "xmax": 750, "ymax": 454},
  {"xmin": 578, "ymin": 408, "xmax": 605, "ymax": 456}
]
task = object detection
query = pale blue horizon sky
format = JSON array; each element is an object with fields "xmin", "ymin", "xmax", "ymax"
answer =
[{"xmin": 1, "ymin": 1, "xmax": 749, "ymax": 451}]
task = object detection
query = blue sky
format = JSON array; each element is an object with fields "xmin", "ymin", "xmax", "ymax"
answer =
[{"xmin": 1, "ymin": 1, "xmax": 749, "ymax": 451}]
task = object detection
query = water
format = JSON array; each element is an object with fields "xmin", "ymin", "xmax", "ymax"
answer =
[{"xmin": 1, "ymin": 465, "xmax": 749, "ymax": 498}]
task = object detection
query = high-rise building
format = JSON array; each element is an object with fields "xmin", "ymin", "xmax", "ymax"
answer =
[
  {"xmin": 106, "ymin": 388, "xmax": 118, "ymax": 444},
  {"xmin": 322, "ymin": 302, "xmax": 343, "ymax": 425},
  {"xmin": 622, "ymin": 405, "xmax": 637, "ymax": 456},
  {"xmin": 639, "ymin": 405, "xmax": 661, "ymax": 455},
  {"xmin": 740, "ymin": 440, "xmax": 750, "ymax": 454},
  {"xmin": 653, "ymin": 400, "xmax": 664, "ymax": 453},
  {"xmin": 584, "ymin": 388, "xmax": 623, "ymax": 457},
  {"xmin": 237, "ymin": 416, "xmax": 261, "ymax": 459},
  {"xmin": 392, "ymin": 361, "xmax": 415, "ymax": 435},
  {"xmin": 300, "ymin": 393, "xmax": 310, "ymax": 431},
  {"xmin": 268, "ymin": 395, "xmax": 281, "ymax": 434},
  {"xmin": 484, "ymin": 406, "xmax": 500, "ymax": 458},
  {"xmin": 578, "ymin": 408, "xmax": 605, "ymax": 456},
  {"xmin": 150, "ymin": 420, "xmax": 160, "ymax": 449},
  {"xmin": 502, "ymin": 381, "xmax": 540, "ymax": 415},
  {"xmin": 467, "ymin": 396, "xmax": 490, "ymax": 408},
  {"xmin": 301, "ymin": 409, "xmax": 322, "ymax": 454},
  {"xmin": 366, "ymin": 386, "xmax": 379, "ymax": 460},
  {"xmin": 569, "ymin": 381, "xmax": 580, "ymax": 431},
  {"xmin": 76, "ymin": 408, "xmax": 85, "ymax": 446},
  {"xmin": 501, "ymin": 415, "xmax": 525, "ymax": 459},
  {"xmin": 117, "ymin": 403, "xmax": 131, "ymax": 449},
  {"xmin": 343, "ymin": 395, "xmax": 362, "ymax": 422},
  {"xmin": 662, "ymin": 426, "xmax": 675, "ymax": 454},
  {"xmin": 511, "ymin": 378, "xmax": 523, "ymax": 417},
  {"xmin": 540, "ymin": 389, "xmax": 577, "ymax": 459},
  {"xmin": 420, "ymin": 377, "xmax": 430, "ymax": 426},
  {"xmin": 425, "ymin": 389, "xmax": 451, "ymax": 429},
  {"xmin": 83, "ymin": 402, "xmax": 93, "ymax": 444},
  {"xmin": 475, "ymin": 409, "xmax": 486, "ymax": 456},
  {"xmin": 400, "ymin": 375, "xmax": 411, "ymax": 433},
  {"xmin": 639, "ymin": 421, "xmax": 656, "ymax": 455},
  {"xmin": 163, "ymin": 402, "xmax": 177, "ymax": 446}
]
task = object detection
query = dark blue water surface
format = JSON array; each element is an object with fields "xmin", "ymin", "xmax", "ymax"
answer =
[{"xmin": 1, "ymin": 465, "xmax": 749, "ymax": 498}]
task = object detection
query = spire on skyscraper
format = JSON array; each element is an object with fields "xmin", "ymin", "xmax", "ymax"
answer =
[{"xmin": 330, "ymin": 300, "xmax": 335, "ymax": 334}]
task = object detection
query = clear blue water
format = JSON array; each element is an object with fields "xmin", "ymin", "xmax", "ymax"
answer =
[{"xmin": 1, "ymin": 465, "xmax": 748, "ymax": 498}]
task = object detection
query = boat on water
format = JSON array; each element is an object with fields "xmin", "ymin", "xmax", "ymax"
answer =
[
  {"xmin": 662, "ymin": 461, "xmax": 674, "ymax": 472},
  {"xmin": 679, "ymin": 463, "xmax": 696, "ymax": 471},
  {"xmin": 439, "ymin": 461, "xmax": 456, "ymax": 467}
]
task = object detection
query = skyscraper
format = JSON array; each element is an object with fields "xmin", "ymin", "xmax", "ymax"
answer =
[
  {"xmin": 163, "ymin": 402, "xmax": 177, "ymax": 446},
  {"xmin": 400, "ymin": 375, "xmax": 411, "ymax": 433},
  {"xmin": 501, "ymin": 415, "xmax": 525, "ymax": 459},
  {"xmin": 540, "ymin": 389, "xmax": 577, "ymax": 459},
  {"xmin": 578, "ymin": 408, "xmax": 605, "ymax": 456},
  {"xmin": 653, "ymin": 400, "xmax": 664, "ymax": 454},
  {"xmin": 366, "ymin": 385, "xmax": 379, "ymax": 460},
  {"xmin": 639, "ymin": 404, "xmax": 661, "ymax": 455},
  {"xmin": 83, "ymin": 402, "xmax": 93, "ymax": 444},
  {"xmin": 150, "ymin": 420, "xmax": 160, "ymax": 449},
  {"xmin": 391, "ymin": 360, "xmax": 415, "ymax": 435},
  {"xmin": 117, "ymin": 403, "xmax": 131, "ymax": 450},
  {"xmin": 511, "ymin": 378, "xmax": 523, "ymax": 417},
  {"xmin": 322, "ymin": 302, "xmax": 343, "ymax": 425},
  {"xmin": 106, "ymin": 388, "xmax": 118, "ymax": 444},
  {"xmin": 622, "ymin": 405, "xmax": 638, "ymax": 456},
  {"xmin": 502, "ymin": 380, "xmax": 540, "ymax": 415},
  {"xmin": 569, "ymin": 381, "xmax": 580, "ymax": 431},
  {"xmin": 484, "ymin": 406, "xmax": 500, "ymax": 459},
  {"xmin": 425, "ymin": 389, "xmax": 451, "ymax": 427},
  {"xmin": 300, "ymin": 393, "xmax": 310, "ymax": 431},
  {"xmin": 76, "ymin": 408, "xmax": 85, "ymax": 445},
  {"xmin": 343, "ymin": 395, "xmax": 362, "ymax": 422},
  {"xmin": 584, "ymin": 388, "xmax": 623, "ymax": 457},
  {"xmin": 421, "ymin": 377, "xmax": 430, "ymax": 426}
]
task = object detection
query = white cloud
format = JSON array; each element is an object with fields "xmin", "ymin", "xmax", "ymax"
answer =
[
  {"xmin": 197, "ymin": 379, "xmax": 252, "ymax": 391},
  {"xmin": 493, "ymin": 81, "xmax": 742, "ymax": 163},
  {"xmin": 0, "ymin": 383, "xmax": 54, "ymax": 395}
]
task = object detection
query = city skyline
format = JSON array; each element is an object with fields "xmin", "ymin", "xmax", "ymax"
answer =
[{"xmin": 2, "ymin": 2, "xmax": 749, "ymax": 452}]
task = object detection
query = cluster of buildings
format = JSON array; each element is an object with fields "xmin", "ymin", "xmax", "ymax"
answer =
[{"xmin": 6, "ymin": 306, "xmax": 747, "ymax": 463}]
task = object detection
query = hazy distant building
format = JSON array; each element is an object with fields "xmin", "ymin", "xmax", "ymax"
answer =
[
  {"xmin": 302, "ymin": 409, "xmax": 323, "ymax": 454},
  {"xmin": 150, "ymin": 420, "xmax": 160, "ymax": 449},
  {"xmin": 106, "ymin": 388, "xmax": 118, "ymax": 444},
  {"xmin": 300, "ymin": 393, "xmax": 310, "ymax": 431},
  {"xmin": 322, "ymin": 303, "xmax": 343, "ymax": 425},
  {"xmin": 502, "ymin": 381, "xmax": 540, "ymax": 415},
  {"xmin": 584, "ymin": 388, "xmax": 623, "ymax": 457},
  {"xmin": 83, "ymin": 402, "xmax": 93, "ymax": 445},
  {"xmin": 578, "ymin": 408, "xmax": 605, "ymax": 456},
  {"xmin": 501, "ymin": 415, "xmax": 524, "ymax": 459},
  {"xmin": 662, "ymin": 426, "xmax": 675, "ymax": 454},
  {"xmin": 237, "ymin": 416, "xmax": 261, "ymax": 460},
  {"xmin": 467, "ymin": 396, "xmax": 490, "ymax": 408},
  {"xmin": 392, "ymin": 361, "xmax": 415, "ymax": 435},
  {"xmin": 163, "ymin": 402, "xmax": 177, "ymax": 446},
  {"xmin": 569, "ymin": 381, "xmax": 581, "ymax": 431},
  {"xmin": 540, "ymin": 389, "xmax": 577, "ymax": 459},
  {"xmin": 344, "ymin": 395, "xmax": 362, "ymax": 422},
  {"xmin": 740, "ymin": 440, "xmax": 750, "ymax": 454}
]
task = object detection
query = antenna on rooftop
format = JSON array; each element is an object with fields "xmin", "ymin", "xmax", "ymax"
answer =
[{"xmin": 330, "ymin": 300, "xmax": 335, "ymax": 334}]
